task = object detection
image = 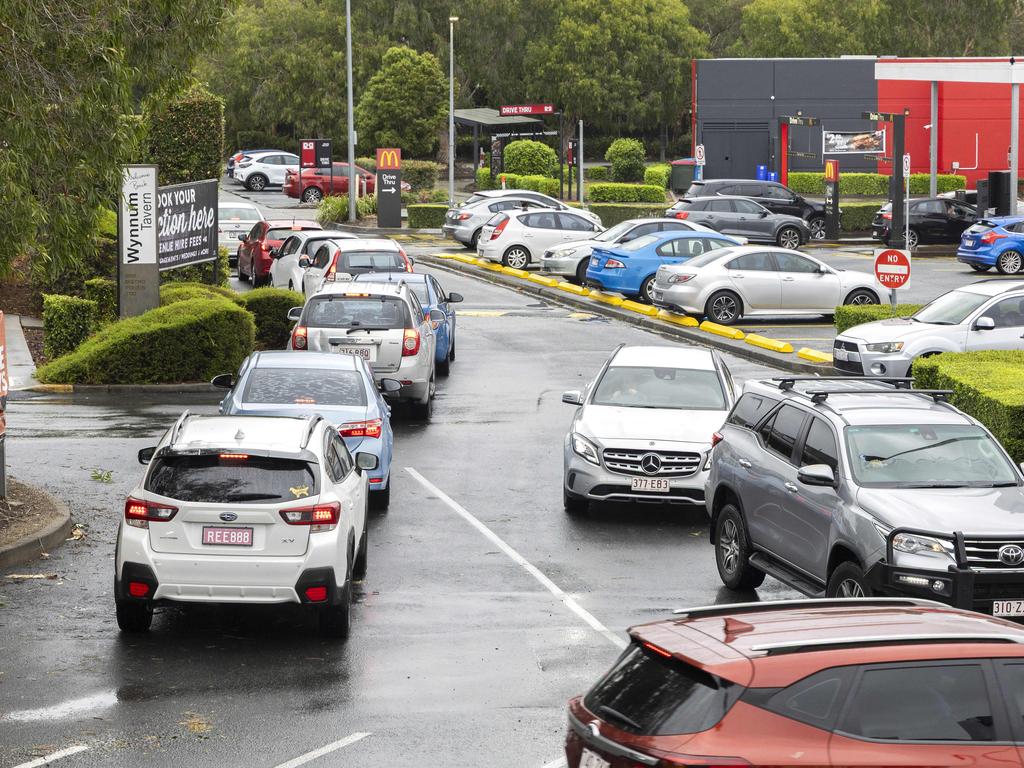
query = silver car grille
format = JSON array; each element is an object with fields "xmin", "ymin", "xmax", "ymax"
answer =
[
  {"xmin": 963, "ymin": 538, "xmax": 1024, "ymax": 571},
  {"xmin": 602, "ymin": 449, "xmax": 702, "ymax": 477}
]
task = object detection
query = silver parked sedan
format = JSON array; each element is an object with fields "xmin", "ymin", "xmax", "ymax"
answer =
[
  {"xmin": 561, "ymin": 344, "xmax": 735, "ymax": 514},
  {"xmin": 651, "ymin": 245, "xmax": 880, "ymax": 325},
  {"xmin": 442, "ymin": 195, "xmax": 548, "ymax": 248},
  {"xmin": 665, "ymin": 196, "xmax": 810, "ymax": 249}
]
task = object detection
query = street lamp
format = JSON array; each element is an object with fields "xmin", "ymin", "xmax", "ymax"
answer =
[
  {"xmin": 345, "ymin": 0, "xmax": 356, "ymax": 222},
  {"xmin": 448, "ymin": 16, "xmax": 459, "ymax": 205}
]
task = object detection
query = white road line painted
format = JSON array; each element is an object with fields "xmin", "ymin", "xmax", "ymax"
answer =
[
  {"xmin": 11, "ymin": 745, "xmax": 90, "ymax": 768},
  {"xmin": 273, "ymin": 732, "xmax": 371, "ymax": 768},
  {"xmin": 407, "ymin": 467, "xmax": 627, "ymax": 650},
  {"xmin": 542, "ymin": 758, "xmax": 568, "ymax": 768},
  {"xmin": 3, "ymin": 691, "xmax": 116, "ymax": 722}
]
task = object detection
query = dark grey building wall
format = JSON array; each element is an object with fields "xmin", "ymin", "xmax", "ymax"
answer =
[{"xmin": 695, "ymin": 58, "xmax": 879, "ymax": 180}]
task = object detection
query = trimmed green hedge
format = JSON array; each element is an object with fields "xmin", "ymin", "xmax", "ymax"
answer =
[
  {"xmin": 497, "ymin": 173, "xmax": 560, "ymax": 196},
  {"xmin": 42, "ymin": 294, "xmax": 98, "ymax": 359},
  {"xmin": 605, "ymin": 138, "xmax": 646, "ymax": 182},
  {"xmin": 402, "ymin": 160, "xmax": 441, "ymax": 191},
  {"xmin": 239, "ymin": 287, "xmax": 304, "ymax": 349},
  {"xmin": 316, "ymin": 194, "xmax": 376, "ymax": 225},
  {"xmin": 588, "ymin": 183, "xmax": 666, "ymax": 203},
  {"xmin": 504, "ymin": 140, "xmax": 558, "ymax": 177},
  {"xmin": 84, "ymin": 278, "xmax": 117, "ymax": 324},
  {"xmin": 407, "ymin": 204, "xmax": 448, "ymax": 228},
  {"xmin": 913, "ymin": 351, "xmax": 1024, "ymax": 461},
  {"xmin": 587, "ymin": 203, "xmax": 666, "ymax": 227},
  {"xmin": 839, "ymin": 202, "xmax": 880, "ymax": 233},
  {"xmin": 586, "ymin": 165, "xmax": 611, "ymax": 181},
  {"xmin": 788, "ymin": 171, "xmax": 966, "ymax": 196},
  {"xmin": 160, "ymin": 281, "xmax": 240, "ymax": 306},
  {"xmin": 834, "ymin": 303, "xmax": 923, "ymax": 335},
  {"xmin": 644, "ymin": 164, "xmax": 671, "ymax": 189},
  {"xmin": 475, "ymin": 166, "xmax": 493, "ymax": 189},
  {"xmin": 37, "ymin": 298, "xmax": 255, "ymax": 384},
  {"xmin": 356, "ymin": 155, "xmax": 377, "ymax": 171}
]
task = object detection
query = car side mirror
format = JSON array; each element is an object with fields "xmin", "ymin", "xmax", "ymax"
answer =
[
  {"xmin": 298, "ymin": 256, "xmax": 311, "ymax": 268},
  {"xmin": 355, "ymin": 452, "xmax": 379, "ymax": 472},
  {"xmin": 287, "ymin": 307, "xmax": 303, "ymax": 322},
  {"xmin": 758, "ymin": 211, "xmax": 768, "ymax": 218},
  {"xmin": 138, "ymin": 446, "xmax": 156, "ymax": 465},
  {"xmin": 447, "ymin": 292, "xmax": 464, "ymax": 303},
  {"xmin": 562, "ymin": 390, "xmax": 583, "ymax": 406},
  {"xmin": 270, "ymin": 248, "xmax": 281, "ymax": 259},
  {"xmin": 408, "ymin": 256, "xmax": 415, "ymax": 266},
  {"xmin": 428, "ymin": 308, "xmax": 446, "ymax": 322},
  {"xmin": 797, "ymin": 464, "xmax": 836, "ymax": 487},
  {"xmin": 379, "ymin": 378, "xmax": 402, "ymax": 393},
  {"xmin": 211, "ymin": 373, "xmax": 234, "ymax": 389},
  {"xmin": 817, "ymin": 265, "xmax": 829, "ymax": 274},
  {"xmin": 974, "ymin": 316, "xmax": 995, "ymax": 330},
  {"xmin": 237, "ymin": 234, "xmax": 246, "ymax": 241}
]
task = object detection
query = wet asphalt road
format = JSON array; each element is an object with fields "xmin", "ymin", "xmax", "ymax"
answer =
[{"xmin": 0, "ymin": 259, "xmax": 796, "ymax": 767}]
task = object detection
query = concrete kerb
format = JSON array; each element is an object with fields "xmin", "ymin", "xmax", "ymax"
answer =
[
  {"xmin": 24, "ymin": 382, "xmax": 220, "ymax": 395},
  {"xmin": 419, "ymin": 254, "xmax": 831, "ymax": 374},
  {"xmin": 0, "ymin": 485, "xmax": 73, "ymax": 570}
]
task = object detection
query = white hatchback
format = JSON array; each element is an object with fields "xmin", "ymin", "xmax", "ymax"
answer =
[
  {"xmin": 115, "ymin": 413, "xmax": 375, "ymax": 638},
  {"xmin": 233, "ymin": 150, "xmax": 300, "ymax": 191},
  {"xmin": 477, "ymin": 208, "xmax": 604, "ymax": 269}
]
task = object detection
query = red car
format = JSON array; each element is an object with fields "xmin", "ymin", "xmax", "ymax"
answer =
[
  {"xmin": 284, "ymin": 163, "xmax": 376, "ymax": 203},
  {"xmin": 567, "ymin": 598, "xmax": 1024, "ymax": 766},
  {"xmin": 237, "ymin": 219, "xmax": 321, "ymax": 286}
]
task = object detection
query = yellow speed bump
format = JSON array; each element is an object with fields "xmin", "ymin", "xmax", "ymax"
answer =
[
  {"xmin": 621, "ymin": 299, "xmax": 659, "ymax": 317},
  {"xmin": 745, "ymin": 334, "xmax": 794, "ymax": 354},
  {"xmin": 478, "ymin": 261, "xmax": 505, "ymax": 272},
  {"xmin": 445, "ymin": 253, "xmax": 478, "ymax": 264},
  {"xmin": 556, "ymin": 282, "xmax": 590, "ymax": 296},
  {"xmin": 798, "ymin": 347, "xmax": 834, "ymax": 364},
  {"xmin": 502, "ymin": 267, "xmax": 530, "ymax": 278},
  {"xmin": 526, "ymin": 274, "xmax": 559, "ymax": 287},
  {"xmin": 700, "ymin": 320, "xmax": 746, "ymax": 340},
  {"xmin": 657, "ymin": 309, "xmax": 699, "ymax": 327},
  {"xmin": 589, "ymin": 290, "xmax": 625, "ymax": 307}
]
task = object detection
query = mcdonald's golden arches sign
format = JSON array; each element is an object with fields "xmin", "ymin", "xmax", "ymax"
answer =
[{"xmin": 376, "ymin": 148, "xmax": 401, "ymax": 170}]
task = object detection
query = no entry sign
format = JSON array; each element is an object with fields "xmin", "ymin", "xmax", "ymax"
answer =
[{"xmin": 874, "ymin": 248, "xmax": 911, "ymax": 290}]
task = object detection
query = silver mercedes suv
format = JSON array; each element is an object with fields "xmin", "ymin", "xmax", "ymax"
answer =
[{"xmin": 706, "ymin": 376, "xmax": 1024, "ymax": 618}]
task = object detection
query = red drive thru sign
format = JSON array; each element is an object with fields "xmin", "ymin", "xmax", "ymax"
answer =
[
  {"xmin": 299, "ymin": 141, "xmax": 316, "ymax": 169},
  {"xmin": 874, "ymin": 248, "xmax": 911, "ymax": 290},
  {"xmin": 499, "ymin": 104, "xmax": 555, "ymax": 116}
]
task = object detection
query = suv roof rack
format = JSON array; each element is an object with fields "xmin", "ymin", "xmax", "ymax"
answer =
[
  {"xmin": 804, "ymin": 388, "xmax": 953, "ymax": 404},
  {"xmin": 169, "ymin": 410, "xmax": 191, "ymax": 446},
  {"xmin": 672, "ymin": 597, "xmax": 944, "ymax": 619},
  {"xmin": 771, "ymin": 376, "xmax": 913, "ymax": 391},
  {"xmin": 299, "ymin": 414, "xmax": 323, "ymax": 450},
  {"xmin": 750, "ymin": 633, "xmax": 1024, "ymax": 656}
]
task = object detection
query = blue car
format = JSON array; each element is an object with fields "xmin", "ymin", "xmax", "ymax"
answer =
[
  {"xmin": 586, "ymin": 230, "xmax": 744, "ymax": 302},
  {"xmin": 352, "ymin": 272, "xmax": 463, "ymax": 375},
  {"xmin": 214, "ymin": 351, "xmax": 396, "ymax": 510},
  {"xmin": 957, "ymin": 216, "xmax": 1024, "ymax": 275}
]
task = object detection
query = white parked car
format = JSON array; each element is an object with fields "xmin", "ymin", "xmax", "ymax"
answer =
[
  {"xmin": 301, "ymin": 238, "xmax": 411, "ymax": 296},
  {"xmin": 115, "ymin": 413, "xmax": 375, "ymax": 638},
  {"xmin": 540, "ymin": 217, "xmax": 730, "ymax": 284},
  {"xmin": 218, "ymin": 202, "xmax": 264, "ymax": 260},
  {"xmin": 833, "ymin": 279, "xmax": 1024, "ymax": 377},
  {"xmin": 233, "ymin": 150, "xmax": 300, "ymax": 191},
  {"xmin": 270, "ymin": 230, "xmax": 358, "ymax": 293},
  {"xmin": 462, "ymin": 189, "xmax": 602, "ymax": 226},
  {"xmin": 442, "ymin": 196, "xmax": 550, "ymax": 248},
  {"xmin": 651, "ymin": 245, "xmax": 880, "ymax": 325},
  {"xmin": 288, "ymin": 281, "xmax": 442, "ymax": 419},
  {"xmin": 561, "ymin": 345, "xmax": 735, "ymax": 514},
  {"xmin": 477, "ymin": 208, "xmax": 604, "ymax": 269}
]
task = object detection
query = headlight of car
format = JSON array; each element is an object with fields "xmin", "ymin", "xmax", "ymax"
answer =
[
  {"xmin": 571, "ymin": 432, "xmax": 601, "ymax": 465},
  {"xmin": 865, "ymin": 341, "xmax": 905, "ymax": 353},
  {"xmin": 892, "ymin": 531, "xmax": 954, "ymax": 557},
  {"xmin": 560, "ymin": 247, "xmax": 578, "ymax": 258}
]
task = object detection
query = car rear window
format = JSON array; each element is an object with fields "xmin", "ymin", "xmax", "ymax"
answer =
[
  {"xmin": 966, "ymin": 221, "xmax": 997, "ymax": 234},
  {"xmin": 242, "ymin": 368, "xmax": 367, "ymax": 407},
  {"xmin": 304, "ymin": 295, "xmax": 411, "ymax": 329},
  {"xmin": 683, "ymin": 182, "xmax": 707, "ymax": 198},
  {"xmin": 147, "ymin": 455, "xmax": 318, "ymax": 503},
  {"xmin": 727, "ymin": 392, "xmax": 780, "ymax": 428},
  {"xmin": 584, "ymin": 643, "xmax": 742, "ymax": 736},
  {"xmin": 266, "ymin": 227, "xmax": 314, "ymax": 240},
  {"xmin": 337, "ymin": 250, "xmax": 405, "ymax": 273},
  {"xmin": 219, "ymin": 206, "xmax": 260, "ymax": 221}
]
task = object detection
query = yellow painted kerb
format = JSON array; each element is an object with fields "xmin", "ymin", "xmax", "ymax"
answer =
[
  {"xmin": 621, "ymin": 299, "xmax": 659, "ymax": 316},
  {"xmin": 700, "ymin": 320, "xmax": 746, "ymax": 340},
  {"xmin": 657, "ymin": 309, "xmax": 699, "ymax": 327},
  {"xmin": 745, "ymin": 334, "xmax": 794, "ymax": 354},
  {"xmin": 798, "ymin": 347, "xmax": 834, "ymax": 364},
  {"xmin": 589, "ymin": 291, "xmax": 625, "ymax": 307}
]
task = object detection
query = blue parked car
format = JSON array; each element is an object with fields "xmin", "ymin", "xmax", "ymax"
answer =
[
  {"xmin": 957, "ymin": 216, "xmax": 1024, "ymax": 275},
  {"xmin": 586, "ymin": 230, "xmax": 744, "ymax": 302},
  {"xmin": 353, "ymin": 272, "xmax": 463, "ymax": 376},
  {"xmin": 214, "ymin": 351, "xmax": 397, "ymax": 510}
]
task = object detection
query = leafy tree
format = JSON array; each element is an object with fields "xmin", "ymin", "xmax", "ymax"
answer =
[
  {"xmin": 731, "ymin": 0, "xmax": 879, "ymax": 57},
  {"xmin": 684, "ymin": 0, "xmax": 754, "ymax": 57},
  {"xmin": 605, "ymin": 139, "xmax": 646, "ymax": 182},
  {"xmin": 865, "ymin": 0, "xmax": 1021, "ymax": 56},
  {"xmin": 355, "ymin": 47, "xmax": 447, "ymax": 157},
  {"xmin": 146, "ymin": 85, "xmax": 225, "ymax": 186}
]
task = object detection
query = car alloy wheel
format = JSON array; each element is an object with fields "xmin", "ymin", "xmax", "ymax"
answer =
[
  {"xmin": 247, "ymin": 173, "xmax": 267, "ymax": 192},
  {"xmin": 302, "ymin": 187, "xmax": 323, "ymax": 203},
  {"xmin": 845, "ymin": 289, "xmax": 878, "ymax": 306},
  {"xmin": 707, "ymin": 291, "xmax": 741, "ymax": 324},
  {"xmin": 906, "ymin": 228, "xmax": 919, "ymax": 249},
  {"xmin": 837, "ymin": 579, "xmax": 865, "ymax": 597},
  {"xmin": 640, "ymin": 275, "xmax": 656, "ymax": 304},
  {"xmin": 776, "ymin": 226, "xmax": 801, "ymax": 250},
  {"xmin": 997, "ymin": 249, "xmax": 1023, "ymax": 275},
  {"xmin": 502, "ymin": 247, "xmax": 529, "ymax": 269},
  {"xmin": 719, "ymin": 518, "xmax": 740, "ymax": 576},
  {"xmin": 809, "ymin": 218, "xmax": 826, "ymax": 240}
]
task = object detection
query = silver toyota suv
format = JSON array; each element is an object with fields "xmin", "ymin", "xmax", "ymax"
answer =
[{"xmin": 707, "ymin": 376, "xmax": 1024, "ymax": 619}]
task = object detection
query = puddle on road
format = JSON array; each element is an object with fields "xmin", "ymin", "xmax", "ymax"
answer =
[{"xmin": 3, "ymin": 690, "xmax": 117, "ymax": 722}]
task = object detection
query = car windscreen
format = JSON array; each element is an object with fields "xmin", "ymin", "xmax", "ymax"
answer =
[
  {"xmin": 583, "ymin": 643, "xmax": 742, "ymax": 736},
  {"xmin": 912, "ymin": 290, "xmax": 989, "ymax": 325},
  {"xmin": 242, "ymin": 368, "xmax": 367, "ymax": 406},
  {"xmin": 679, "ymin": 248, "xmax": 737, "ymax": 269},
  {"xmin": 147, "ymin": 455, "xmax": 318, "ymax": 502},
  {"xmin": 683, "ymin": 182, "xmax": 706, "ymax": 198},
  {"xmin": 845, "ymin": 424, "xmax": 1019, "ymax": 488},
  {"xmin": 336, "ymin": 250, "xmax": 405, "ymax": 273},
  {"xmin": 591, "ymin": 366, "xmax": 726, "ymax": 410},
  {"xmin": 618, "ymin": 234, "xmax": 661, "ymax": 252},
  {"xmin": 403, "ymin": 282, "xmax": 429, "ymax": 305},
  {"xmin": 304, "ymin": 295, "xmax": 411, "ymax": 329},
  {"xmin": 593, "ymin": 220, "xmax": 634, "ymax": 243},
  {"xmin": 219, "ymin": 206, "xmax": 260, "ymax": 221}
]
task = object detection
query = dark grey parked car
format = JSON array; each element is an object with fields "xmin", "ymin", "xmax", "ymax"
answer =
[
  {"xmin": 706, "ymin": 376, "xmax": 1024, "ymax": 618},
  {"xmin": 682, "ymin": 178, "xmax": 828, "ymax": 239},
  {"xmin": 665, "ymin": 196, "xmax": 810, "ymax": 250}
]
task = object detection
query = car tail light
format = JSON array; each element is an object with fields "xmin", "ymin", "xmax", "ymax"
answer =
[
  {"xmin": 603, "ymin": 258, "xmax": 625, "ymax": 269},
  {"xmin": 233, "ymin": 152, "xmax": 244, "ymax": 162},
  {"xmin": 457, "ymin": 212, "xmax": 471, "ymax": 221},
  {"xmin": 124, "ymin": 497, "xmax": 177, "ymax": 529},
  {"xmin": 711, "ymin": 432, "xmax": 724, "ymax": 447},
  {"xmin": 325, "ymin": 251, "xmax": 340, "ymax": 282},
  {"xmin": 402, "ymin": 328, "xmax": 420, "ymax": 356},
  {"xmin": 490, "ymin": 218, "xmax": 509, "ymax": 240},
  {"xmin": 238, "ymin": 160, "xmax": 252, "ymax": 168},
  {"xmin": 340, "ymin": 419, "xmax": 382, "ymax": 439},
  {"xmin": 673, "ymin": 211, "xmax": 689, "ymax": 220},
  {"xmin": 128, "ymin": 581, "xmax": 150, "ymax": 598},
  {"xmin": 292, "ymin": 326, "xmax": 308, "ymax": 349},
  {"xmin": 304, "ymin": 586, "xmax": 328, "ymax": 602},
  {"xmin": 882, "ymin": 212, "xmax": 892, "ymax": 220},
  {"xmin": 280, "ymin": 502, "xmax": 340, "ymax": 532},
  {"xmin": 981, "ymin": 231, "xmax": 1007, "ymax": 244},
  {"xmin": 642, "ymin": 641, "xmax": 672, "ymax": 658},
  {"xmin": 667, "ymin": 274, "xmax": 694, "ymax": 284},
  {"xmin": 399, "ymin": 247, "xmax": 413, "ymax": 272}
]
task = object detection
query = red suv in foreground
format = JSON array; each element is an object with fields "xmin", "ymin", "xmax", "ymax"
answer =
[
  {"xmin": 237, "ymin": 219, "xmax": 321, "ymax": 285},
  {"xmin": 567, "ymin": 599, "xmax": 1024, "ymax": 767}
]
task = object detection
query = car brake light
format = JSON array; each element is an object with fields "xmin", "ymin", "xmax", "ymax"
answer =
[
  {"xmin": 882, "ymin": 212, "xmax": 892, "ymax": 220},
  {"xmin": 325, "ymin": 252, "xmax": 339, "ymax": 281},
  {"xmin": 124, "ymin": 497, "xmax": 177, "ymax": 528},
  {"xmin": 668, "ymin": 274, "xmax": 694, "ymax": 284},
  {"xmin": 711, "ymin": 432, "xmax": 724, "ymax": 447},
  {"xmin": 457, "ymin": 212, "xmax": 471, "ymax": 221},
  {"xmin": 642, "ymin": 641, "xmax": 672, "ymax": 658},
  {"xmin": 292, "ymin": 326, "xmax": 308, "ymax": 349},
  {"xmin": 304, "ymin": 586, "xmax": 328, "ymax": 602},
  {"xmin": 603, "ymin": 258, "xmax": 625, "ymax": 269},
  {"xmin": 280, "ymin": 502, "xmax": 340, "ymax": 532},
  {"xmin": 402, "ymin": 328, "xmax": 420, "ymax": 356},
  {"xmin": 673, "ymin": 211, "xmax": 689, "ymax": 219},
  {"xmin": 128, "ymin": 582, "xmax": 150, "ymax": 598},
  {"xmin": 339, "ymin": 419, "xmax": 382, "ymax": 439},
  {"xmin": 490, "ymin": 218, "xmax": 509, "ymax": 240},
  {"xmin": 219, "ymin": 453, "xmax": 249, "ymax": 460},
  {"xmin": 981, "ymin": 231, "xmax": 1007, "ymax": 244},
  {"xmin": 399, "ymin": 247, "xmax": 412, "ymax": 272}
]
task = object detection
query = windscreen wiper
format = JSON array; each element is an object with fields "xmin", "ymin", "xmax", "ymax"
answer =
[
  {"xmin": 346, "ymin": 327, "xmax": 389, "ymax": 334},
  {"xmin": 597, "ymin": 705, "xmax": 642, "ymax": 732},
  {"xmin": 861, "ymin": 435, "xmax": 983, "ymax": 463},
  {"xmin": 221, "ymin": 493, "xmax": 283, "ymax": 501}
]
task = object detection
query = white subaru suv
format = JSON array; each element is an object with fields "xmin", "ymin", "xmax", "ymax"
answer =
[{"xmin": 114, "ymin": 412, "xmax": 375, "ymax": 638}]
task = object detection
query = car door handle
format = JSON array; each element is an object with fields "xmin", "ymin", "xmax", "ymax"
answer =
[
  {"xmin": 738, "ymin": 459, "xmax": 752, "ymax": 468},
  {"xmin": 785, "ymin": 482, "xmax": 799, "ymax": 493},
  {"xmin": 782, "ymin": 276, "xmax": 795, "ymax": 282},
  {"xmin": 732, "ymin": 273, "xmax": 745, "ymax": 279}
]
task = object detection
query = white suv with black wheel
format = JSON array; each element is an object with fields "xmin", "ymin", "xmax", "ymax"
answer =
[{"xmin": 114, "ymin": 412, "xmax": 375, "ymax": 638}]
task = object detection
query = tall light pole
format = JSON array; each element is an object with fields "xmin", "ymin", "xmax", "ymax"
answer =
[
  {"xmin": 448, "ymin": 16, "xmax": 458, "ymax": 205},
  {"xmin": 345, "ymin": 0, "xmax": 356, "ymax": 222}
]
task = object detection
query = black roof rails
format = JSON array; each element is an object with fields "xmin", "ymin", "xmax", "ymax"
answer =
[
  {"xmin": 672, "ymin": 597, "xmax": 943, "ymax": 619},
  {"xmin": 772, "ymin": 376, "xmax": 913, "ymax": 391},
  {"xmin": 804, "ymin": 388, "xmax": 953, "ymax": 404}
]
